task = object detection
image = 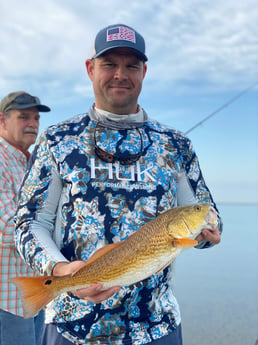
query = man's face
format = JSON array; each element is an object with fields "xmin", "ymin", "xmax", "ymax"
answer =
[
  {"xmin": 0, "ymin": 107, "xmax": 40, "ymax": 153},
  {"xmin": 86, "ymin": 48, "xmax": 147, "ymax": 114}
]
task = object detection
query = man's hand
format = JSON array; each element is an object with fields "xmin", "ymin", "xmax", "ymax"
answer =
[
  {"xmin": 53, "ymin": 261, "xmax": 120, "ymax": 303},
  {"xmin": 196, "ymin": 226, "xmax": 221, "ymax": 245}
]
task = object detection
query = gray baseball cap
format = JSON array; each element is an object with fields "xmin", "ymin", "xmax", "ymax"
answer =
[
  {"xmin": 91, "ymin": 24, "xmax": 148, "ymax": 61},
  {"xmin": 0, "ymin": 91, "xmax": 51, "ymax": 113}
]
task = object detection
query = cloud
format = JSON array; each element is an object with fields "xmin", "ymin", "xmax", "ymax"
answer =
[
  {"xmin": 0, "ymin": 0, "xmax": 257, "ymax": 101},
  {"xmin": 1, "ymin": 0, "xmax": 257, "ymax": 204},
  {"xmin": 144, "ymin": 0, "xmax": 258, "ymax": 86}
]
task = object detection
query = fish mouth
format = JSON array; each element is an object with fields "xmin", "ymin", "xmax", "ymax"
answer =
[{"xmin": 205, "ymin": 207, "xmax": 218, "ymax": 231}]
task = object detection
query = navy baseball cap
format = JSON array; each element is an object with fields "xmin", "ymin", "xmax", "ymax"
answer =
[
  {"xmin": 0, "ymin": 91, "xmax": 51, "ymax": 113},
  {"xmin": 91, "ymin": 24, "xmax": 148, "ymax": 61}
]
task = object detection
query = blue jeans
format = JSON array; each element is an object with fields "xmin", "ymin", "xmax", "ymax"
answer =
[
  {"xmin": 42, "ymin": 323, "xmax": 183, "ymax": 345},
  {"xmin": 0, "ymin": 309, "xmax": 45, "ymax": 345}
]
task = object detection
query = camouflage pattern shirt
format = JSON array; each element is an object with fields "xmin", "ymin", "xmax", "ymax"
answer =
[{"xmin": 15, "ymin": 108, "xmax": 222, "ymax": 345}]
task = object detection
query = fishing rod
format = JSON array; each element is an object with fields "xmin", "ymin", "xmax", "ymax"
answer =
[{"xmin": 185, "ymin": 81, "xmax": 258, "ymax": 135}]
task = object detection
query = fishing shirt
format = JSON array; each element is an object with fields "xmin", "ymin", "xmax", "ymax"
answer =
[
  {"xmin": 15, "ymin": 108, "xmax": 222, "ymax": 344},
  {"xmin": 0, "ymin": 137, "xmax": 38, "ymax": 316}
]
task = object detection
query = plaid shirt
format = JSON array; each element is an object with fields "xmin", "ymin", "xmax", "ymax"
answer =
[{"xmin": 0, "ymin": 137, "xmax": 37, "ymax": 316}]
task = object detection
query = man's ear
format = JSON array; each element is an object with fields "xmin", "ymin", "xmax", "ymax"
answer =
[
  {"xmin": 142, "ymin": 63, "xmax": 147, "ymax": 80},
  {"xmin": 0, "ymin": 112, "xmax": 6, "ymax": 127},
  {"xmin": 0, "ymin": 111, "xmax": 10, "ymax": 130},
  {"xmin": 85, "ymin": 59, "xmax": 94, "ymax": 81}
]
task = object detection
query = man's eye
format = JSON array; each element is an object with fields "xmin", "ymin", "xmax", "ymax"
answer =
[
  {"xmin": 127, "ymin": 63, "xmax": 141, "ymax": 69},
  {"xmin": 103, "ymin": 63, "xmax": 115, "ymax": 67}
]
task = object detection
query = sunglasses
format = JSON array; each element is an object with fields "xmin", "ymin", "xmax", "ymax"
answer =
[
  {"xmin": 94, "ymin": 124, "xmax": 144, "ymax": 165},
  {"xmin": 14, "ymin": 94, "xmax": 40, "ymax": 105}
]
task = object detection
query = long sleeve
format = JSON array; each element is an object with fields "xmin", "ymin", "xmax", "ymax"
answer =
[
  {"xmin": 15, "ymin": 133, "xmax": 68, "ymax": 276},
  {"xmin": 176, "ymin": 135, "xmax": 223, "ymax": 248}
]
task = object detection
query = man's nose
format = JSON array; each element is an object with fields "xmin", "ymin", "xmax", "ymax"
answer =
[
  {"xmin": 114, "ymin": 66, "xmax": 128, "ymax": 80},
  {"xmin": 27, "ymin": 118, "xmax": 39, "ymax": 128}
]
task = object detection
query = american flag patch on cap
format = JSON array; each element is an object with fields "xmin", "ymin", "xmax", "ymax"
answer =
[{"xmin": 106, "ymin": 26, "xmax": 136, "ymax": 43}]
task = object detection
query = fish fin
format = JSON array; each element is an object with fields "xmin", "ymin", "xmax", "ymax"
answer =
[
  {"xmin": 172, "ymin": 238, "xmax": 198, "ymax": 248},
  {"xmin": 73, "ymin": 242, "xmax": 123, "ymax": 273},
  {"xmin": 10, "ymin": 275, "xmax": 57, "ymax": 319}
]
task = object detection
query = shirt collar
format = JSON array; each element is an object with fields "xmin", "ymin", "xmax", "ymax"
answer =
[{"xmin": 88, "ymin": 104, "xmax": 148, "ymax": 129}]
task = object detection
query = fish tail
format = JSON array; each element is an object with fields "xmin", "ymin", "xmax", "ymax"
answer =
[{"xmin": 10, "ymin": 275, "xmax": 57, "ymax": 318}]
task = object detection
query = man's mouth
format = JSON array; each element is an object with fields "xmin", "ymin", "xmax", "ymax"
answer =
[
  {"xmin": 24, "ymin": 129, "xmax": 38, "ymax": 135},
  {"xmin": 109, "ymin": 83, "xmax": 130, "ymax": 89}
]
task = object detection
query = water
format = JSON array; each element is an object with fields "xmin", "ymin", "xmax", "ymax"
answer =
[{"xmin": 174, "ymin": 204, "xmax": 258, "ymax": 345}]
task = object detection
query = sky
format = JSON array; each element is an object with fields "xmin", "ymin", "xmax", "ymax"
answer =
[{"xmin": 1, "ymin": 0, "xmax": 257, "ymax": 204}]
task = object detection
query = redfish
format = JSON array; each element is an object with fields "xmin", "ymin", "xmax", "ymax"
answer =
[{"xmin": 11, "ymin": 203, "xmax": 218, "ymax": 318}]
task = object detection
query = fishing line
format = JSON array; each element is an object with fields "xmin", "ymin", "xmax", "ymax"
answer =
[{"xmin": 185, "ymin": 81, "xmax": 258, "ymax": 135}]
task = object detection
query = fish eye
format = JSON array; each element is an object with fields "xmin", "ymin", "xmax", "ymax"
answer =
[{"xmin": 194, "ymin": 205, "xmax": 202, "ymax": 212}]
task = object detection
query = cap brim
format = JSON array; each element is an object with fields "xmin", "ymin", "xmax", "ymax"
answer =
[
  {"xmin": 93, "ymin": 46, "xmax": 148, "ymax": 62},
  {"xmin": 11, "ymin": 104, "xmax": 51, "ymax": 112}
]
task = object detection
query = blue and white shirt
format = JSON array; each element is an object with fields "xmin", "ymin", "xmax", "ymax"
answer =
[{"xmin": 15, "ymin": 108, "xmax": 222, "ymax": 345}]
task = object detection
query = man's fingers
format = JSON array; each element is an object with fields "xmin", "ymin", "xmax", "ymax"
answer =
[
  {"xmin": 201, "ymin": 228, "xmax": 221, "ymax": 244},
  {"xmin": 72, "ymin": 284, "xmax": 120, "ymax": 303},
  {"xmin": 85, "ymin": 286, "xmax": 120, "ymax": 304},
  {"xmin": 196, "ymin": 227, "xmax": 221, "ymax": 245}
]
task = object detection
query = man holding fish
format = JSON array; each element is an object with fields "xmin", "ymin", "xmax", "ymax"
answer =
[{"xmin": 14, "ymin": 24, "xmax": 222, "ymax": 345}]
